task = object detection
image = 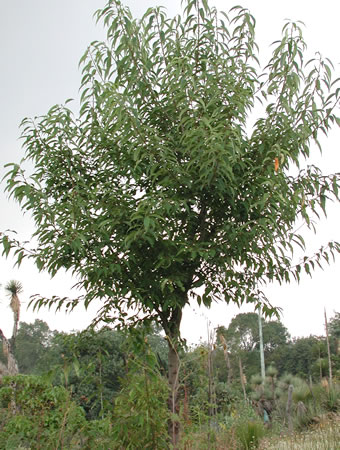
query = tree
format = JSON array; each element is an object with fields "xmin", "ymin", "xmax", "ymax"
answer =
[
  {"xmin": 217, "ymin": 313, "xmax": 260, "ymax": 389},
  {"xmin": 2, "ymin": 0, "xmax": 340, "ymax": 445},
  {"xmin": 217, "ymin": 313, "xmax": 289, "ymax": 382},
  {"xmin": 5, "ymin": 280, "xmax": 22, "ymax": 345},
  {"xmin": 0, "ymin": 280, "xmax": 23, "ymax": 376},
  {"xmin": 281, "ymin": 336, "xmax": 321, "ymax": 379},
  {"xmin": 14, "ymin": 319, "xmax": 56, "ymax": 374},
  {"xmin": 222, "ymin": 313, "xmax": 260, "ymax": 353},
  {"xmin": 263, "ymin": 320, "xmax": 290, "ymax": 354},
  {"xmin": 57, "ymin": 328, "xmax": 126, "ymax": 419},
  {"xmin": 328, "ymin": 312, "xmax": 340, "ymax": 375},
  {"xmin": 329, "ymin": 312, "xmax": 340, "ymax": 343}
]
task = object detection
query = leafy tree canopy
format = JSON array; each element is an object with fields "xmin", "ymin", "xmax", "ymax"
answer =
[
  {"xmin": 262, "ymin": 320, "xmax": 290, "ymax": 353},
  {"xmin": 14, "ymin": 319, "xmax": 56, "ymax": 374},
  {"xmin": 218, "ymin": 313, "xmax": 260, "ymax": 352},
  {"xmin": 2, "ymin": 0, "xmax": 340, "ymax": 331},
  {"xmin": 216, "ymin": 312, "xmax": 289, "ymax": 353},
  {"xmin": 329, "ymin": 312, "xmax": 340, "ymax": 339}
]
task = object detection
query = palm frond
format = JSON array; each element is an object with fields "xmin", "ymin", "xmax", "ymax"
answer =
[{"xmin": 5, "ymin": 280, "xmax": 23, "ymax": 296}]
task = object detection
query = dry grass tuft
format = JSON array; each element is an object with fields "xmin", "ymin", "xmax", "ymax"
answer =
[{"xmin": 259, "ymin": 415, "xmax": 340, "ymax": 450}]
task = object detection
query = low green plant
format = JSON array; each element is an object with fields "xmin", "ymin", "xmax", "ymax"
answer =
[
  {"xmin": 324, "ymin": 384, "xmax": 340, "ymax": 412},
  {"xmin": 236, "ymin": 420, "xmax": 265, "ymax": 450},
  {"xmin": 291, "ymin": 380, "xmax": 311, "ymax": 404},
  {"xmin": 224, "ymin": 401, "xmax": 257, "ymax": 427},
  {"xmin": 224, "ymin": 401, "xmax": 265, "ymax": 449},
  {"xmin": 110, "ymin": 331, "xmax": 170, "ymax": 449},
  {"xmin": 259, "ymin": 417, "xmax": 340, "ymax": 449},
  {"xmin": 0, "ymin": 374, "xmax": 86, "ymax": 448},
  {"xmin": 82, "ymin": 416, "xmax": 115, "ymax": 449}
]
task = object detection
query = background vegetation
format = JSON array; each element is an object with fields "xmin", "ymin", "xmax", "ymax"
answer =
[{"xmin": 1, "ymin": 312, "xmax": 339, "ymax": 448}]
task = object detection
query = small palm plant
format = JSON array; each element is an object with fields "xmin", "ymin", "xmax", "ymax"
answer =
[
  {"xmin": 1, "ymin": 280, "xmax": 23, "ymax": 375},
  {"xmin": 5, "ymin": 280, "xmax": 23, "ymax": 342}
]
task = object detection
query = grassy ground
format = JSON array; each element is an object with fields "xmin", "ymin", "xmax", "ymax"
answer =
[
  {"xmin": 259, "ymin": 415, "xmax": 340, "ymax": 450},
  {"xmin": 179, "ymin": 415, "xmax": 340, "ymax": 449}
]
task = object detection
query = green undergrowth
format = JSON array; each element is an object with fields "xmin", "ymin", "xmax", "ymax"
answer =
[
  {"xmin": 259, "ymin": 416, "xmax": 340, "ymax": 450},
  {"xmin": 0, "ymin": 373, "xmax": 339, "ymax": 449}
]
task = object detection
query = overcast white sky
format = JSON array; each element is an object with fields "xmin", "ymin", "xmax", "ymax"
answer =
[{"xmin": 0, "ymin": 0, "xmax": 339, "ymax": 344}]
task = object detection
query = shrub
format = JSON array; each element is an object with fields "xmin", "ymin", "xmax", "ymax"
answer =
[
  {"xmin": 0, "ymin": 374, "xmax": 86, "ymax": 448},
  {"xmin": 236, "ymin": 420, "xmax": 265, "ymax": 450},
  {"xmin": 110, "ymin": 350, "xmax": 169, "ymax": 449}
]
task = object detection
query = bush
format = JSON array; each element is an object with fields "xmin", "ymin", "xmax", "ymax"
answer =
[
  {"xmin": 236, "ymin": 420, "xmax": 265, "ymax": 450},
  {"xmin": 223, "ymin": 401, "xmax": 265, "ymax": 449},
  {"xmin": 110, "ymin": 349, "xmax": 169, "ymax": 449},
  {"xmin": 323, "ymin": 384, "xmax": 340, "ymax": 412},
  {"xmin": 0, "ymin": 374, "xmax": 86, "ymax": 448}
]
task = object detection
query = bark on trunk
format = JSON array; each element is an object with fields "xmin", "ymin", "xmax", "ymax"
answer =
[
  {"xmin": 164, "ymin": 305, "xmax": 183, "ymax": 449},
  {"xmin": 167, "ymin": 338, "xmax": 180, "ymax": 448},
  {"xmin": 219, "ymin": 334, "xmax": 232, "ymax": 384},
  {"xmin": 286, "ymin": 384, "xmax": 294, "ymax": 433},
  {"xmin": 0, "ymin": 329, "xmax": 19, "ymax": 376},
  {"xmin": 207, "ymin": 328, "xmax": 217, "ymax": 425},
  {"xmin": 324, "ymin": 309, "xmax": 333, "ymax": 389},
  {"xmin": 239, "ymin": 357, "xmax": 247, "ymax": 401}
]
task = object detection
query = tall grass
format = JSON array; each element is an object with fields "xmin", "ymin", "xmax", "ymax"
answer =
[{"xmin": 260, "ymin": 417, "xmax": 340, "ymax": 450}]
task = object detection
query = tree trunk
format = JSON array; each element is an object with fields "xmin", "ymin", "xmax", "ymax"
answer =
[
  {"xmin": 286, "ymin": 384, "xmax": 294, "ymax": 433},
  {"xmin": 319, "ymin": 346, "xmax": 322, "ymax": 382},
  {"xmin": 207, "ymin": 325, "xmax": 217, "ymax": 428},
  {"xmin": 0, "ymin": 329, "xmax": 19, "ymax": 376},
  {"xmin": 239, "ymin": 357, "xmax": 247, "ymax": 401},
  {"xmin": 219, "ymin": 334, "xmax": 232, "ymax": 384},
  {"xmin": 167, "ymin": 338, "xmax": 180, "ymax": 447},
  {"xmin": 258, "ymin": 310, "xmax": 265, "ymax": 383},
  {"xmin": 165, "ymin": 305, "xmax": 183, "ymax": 449},
  {"xmin": 324, "ymin": 309, "xmax": 333, "ymax": 389}
]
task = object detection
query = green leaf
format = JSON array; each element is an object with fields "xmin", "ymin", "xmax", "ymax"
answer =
[{"xmin": 320, "ymin": 194, "xmax": 327, "ymax": 217}]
